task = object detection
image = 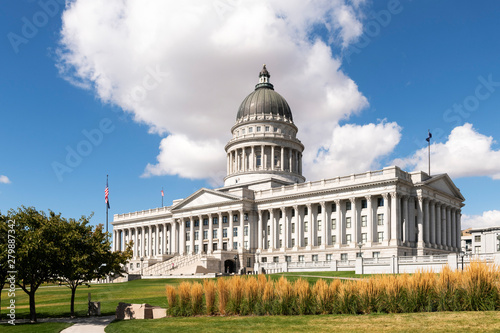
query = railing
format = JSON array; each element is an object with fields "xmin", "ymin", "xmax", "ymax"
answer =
[
  {"xmin": 142, "ymin": 253, "xmax": 207, "ymax": 276},
  {"xmin": 398, "ymin": 254, "xmax": 448, "ymax": 264}
]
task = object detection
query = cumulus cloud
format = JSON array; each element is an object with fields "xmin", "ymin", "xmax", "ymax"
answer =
[
  {"xmin": 394, "ymin": 123, "xmax": 500, "ymax": 179},
  {"xmin": 306, "ymin": 120, "xmax": 402, "ymax": 180},
  {"xmin": 0, "ymin": 175, "xmax": 10, "ymax": 184},
  {"xmin": 57, "ymin": 0, "xmax": 395, "ymax": 183},
  {"xmin": 462, "ymin": 210, "xmax": 500, "ymax": 229}
]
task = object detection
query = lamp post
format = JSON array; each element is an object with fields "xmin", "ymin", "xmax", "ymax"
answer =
[
  {"xmin": 140, "ymin": 257, "xmax": 144, "ymax": 276},
  {"xmin": 459, "ymin": 251, "xmax": 465, "ymax": 271},
  {"xmin": 357, "ymin": 242, "xmax": 363, "ymax": 258},
  {"xmin": 234, "ymin": 254, "xmax": 238, "ymax": 274}
]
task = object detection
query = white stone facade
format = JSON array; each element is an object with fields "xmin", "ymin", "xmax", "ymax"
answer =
[
  {"xmin": 461, "ymin": 227, "xmax": 500, "ymax": 254},
  {"xmin": 112, "ymin": 66, "xmax": 465, "ymax": 274}
]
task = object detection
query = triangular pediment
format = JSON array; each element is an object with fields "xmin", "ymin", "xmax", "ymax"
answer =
[
  {"xmin": 422, "ymin": 174, "xmax": 465, "ymax": 201},
  {"xmin": 171, "ymin": 188, "xmax": 241, "ymax": 210}
]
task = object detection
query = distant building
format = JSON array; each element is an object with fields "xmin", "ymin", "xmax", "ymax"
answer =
[
  {"xmin": 461, "ymin": 227, "xmax": 500, "ymax": 254},
  {"xmin": 112, "ymin": 66, "xmax": 465, "ymax": 275}
]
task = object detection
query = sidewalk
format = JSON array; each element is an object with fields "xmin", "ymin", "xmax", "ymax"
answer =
[{"xmin": 60, "ymin": 316, "xmax": 115, "ymax": 333}]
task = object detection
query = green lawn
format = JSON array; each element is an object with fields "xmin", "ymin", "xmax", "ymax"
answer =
[
  {"xmin": 105, "ymin": 312, "xmax": 500, "ymax": 333},
  {"xmin": 0, "ymin": 322, "xmax": 72, "ymax": 333}
]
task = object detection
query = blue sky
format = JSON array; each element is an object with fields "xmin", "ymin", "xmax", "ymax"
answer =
[{"xmin": 1, "ymin": 0, "xmax": 500, "ymax": 230}]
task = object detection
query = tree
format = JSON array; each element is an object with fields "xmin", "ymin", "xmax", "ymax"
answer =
[
  {"xmin": 8, "ymin": 207, "xmax": 66, "ymax": 323},
  {"xmin": 0, "ymin": 213, "xmax": 10, "ymax": 320},
  {"xmin": 57, "ymin": 216, "xmax": 133, "ymax": 317}
]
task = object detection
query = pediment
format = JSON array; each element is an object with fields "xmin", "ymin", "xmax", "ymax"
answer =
[
  {"xmin": 171, "ymin": 188, "xmax": 241, "ymax": 210},
  {"xmin": 422, "ymin": 174, "xmax": 465, "ymax": 201}
]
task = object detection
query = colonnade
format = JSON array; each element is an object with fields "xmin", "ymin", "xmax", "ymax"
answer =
[{"xmin": 227, "ymin": 145, "xmax": 302, "ymax": 175}]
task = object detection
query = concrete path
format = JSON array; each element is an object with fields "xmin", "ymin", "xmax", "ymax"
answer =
[{"xmin": 58, "ymin": 315, "xmax": 115, "ymax": 333}]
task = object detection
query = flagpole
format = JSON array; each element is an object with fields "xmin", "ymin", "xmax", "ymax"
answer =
[
  {"xmin": 162, "ymin": 186, "xmax": 164, "ymax": 208},
  {"xmin": 426, "ymin": 130, "xmax": 431, "ymax": 176},
  {"xmin": 106, "ymin": 174, "xmax": 109, "ymax": 234}
]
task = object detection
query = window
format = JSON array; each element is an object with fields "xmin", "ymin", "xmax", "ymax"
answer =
[
  {"xmin": 291, "ymin": 223, "xmax": 295, "ymax": 233},
  {"xmin": 317, "ymin": 205, "xmax": 322, "ymax": 214},
  {"xmin": 475, "ymin": 246, "xmax": 481, "ymax": 254},
  {"xmin": 241, "ymin": 129, "xmax": 245, "ymax": 134},
  {"xmin": 285, "ymin": 256, "xmax": 291, "ymax": 262},
  {"xmin": 346, "ymin": 234, "xmax": 352, "ymax": 243},
  {"xmin": 378, "ymin": 197, "xmax": 384, "ymax": 207},
  {"xmin": 213, "ymin": 217, "xmax": 218, "ymax": 225},
  {"xmin": 361, "ymin": 215, "xmax": 367, "ymax": 227},
  {"xmin": 223, "ymin": 216, "xmax": 228, "ymax": 223},
  {"xmin": 318, "ymin": 220, "xmax": 322, "ymax": 231},
  {"xmin": 304, "ymin": 237, "xmax": 308, "ymax": 246},
  {"xmin": 279, "ymin": 239, "xmax": 283, "ymax": 248},
  {"xmin": 304, "ymin": 221, "xmax": 308, "ymax": 232},
  {"xmin": 265, "ymin": 126, "xmax": 270, "ymax": 132},
  {"xmin": 279, "ymin": 224, "xmax": 283, "ymax": 234},
  {"xmin": 244, "ymin": 213, "xmax": 249, "ymax": 221},
  {"xmin": 257, "ymin": 126, "xmax": 261, "ymax": 132},
  {"xmin": 130, "ymin": 263, "xmax": 133, "ymax": 270},
  {"xmin": 304, "ymin": 206, "xmax": 308, "ymax": 215},
  {"xmin": 261, "ymin": 257, "xmax": 267, "ymax": 263},
  {"xmin": 203, "ymin": 218, "xmax": 209, "ymax": 226},
  {"xmin": 137, "ymin": 263, "xmax": 140, "ymax": 268},
  {"xmin": 233, "ymin": 227, "xmax": 238, "ymax": 237},
  {"xmin": 248, "ymin": 127, "xmax": 253, "ymax": 133},
  {"xmin": 346, "ymin": 201, "xmax": 352, "ymax": 211},
  {"xmin": 298, "ymin": 255, "xmax": 304, "ymax": 262},
  {"xmin": 194, "ymin": 245, "xmax": 199, "ymax": 254},
  {"xmin": 267, "ymin": 225, "xmax": 270, "ymax": 234},
  {"xmin": 223, "ymin": 228, "xmax": 227, "ymax": 238},
  {"xmin": 273, "ymin": 256, "xmax": 279, "ymax": 263},
  {"xmin": 274, "ymin": 127, "xmax": 278, "ymax": 132},
  {"xmin": 279, "ymin": 210, "xmax": 283, "ymax": 218},
  {"xmin": 474, "ymin": 235, "xmax": 481, "ymax": 242},
  {"xmin": 194, "ymin": 231, "xmax": 199, "ymax": 240},
  {"xmin": 361, "ymin": 199, "xmax": 367, "ymax": 209},
  {"xmin": 356, "ymin": 252, "xmax": 363, "ymax": 258},
  {"xmin": 291, "ymin": 238, "xmax": 295, "ymax": 246},
  {"xmin": 213, "ymin": 243, "xmax": 218, "ymax": 251},
  {"xmin": 213, "ymin": 230, "xmax": 217, "ymax": 239},
  {"xmin": 186, "ymin": 221, "xmax": 191, "ymax": 228},
  {"xmin": 377, "ymin": 214, "xmax": 384, "ymax": 226},
  {"xmin": 291, "ymin": 209, "xmax": 295, "ymax": 217},
  {"xmin": 223, "ymin": 242, "xmax": 227, "ymax": 250},
  {"xmin": 267, "ymin": 240, "xmax": 270, "ymax": 248},
  {"xmin": 247, "ymin": 257, "xmax": 252, "ymax": 267},
  {"xmin": 244, "ymin": 241, "xmax": 249, "ymax": 250},
  {"xmin": 361, "ymin": 233, "xmax": 367, "ymax": 243},
  {"xmin": 312, "ymin": 254, "xmax": 318, "ymax": 262},
  {"xmin": 373, "ymin": 252, "xmax": 380, "ymax": 258},
  {"xmin": 233, "ymin": 214, "xmax": 238, "ymax": 222},
  {"xmin": 256, "ymin": 154, "xmax": 262, "ymax": 166},
  {"xmin": 341, "ymin": 253, "xmax": 348, "ymax": 261},
  {"xmin": 194, "ymin": 220, "xmax": 200, "ymax": 227},
  {"xmin": 203, "ymin": 230, "xmax": 208, "ymax": 240},
  {"xmin": 326, "ymin": 254, "xmax": 332, "ymax": 262},
  {"xmin": 317, "ymin": 237, "xmax": 321, "ymax": 246},
  {"xmin": 378, "ymin": 232, "xmax": 384, "ymax": 242},
  {"xmin": 233, "ymin": 242, "xmax": 238, "ymax": 250},
  {"xmin": 331, "ymin": 218, "xmax": 336, "ymax": 230},
  {"xmin": 332, "ymin": 235, "xmax": 336, "ymax": 244},
  {"xmin": 186, "ymin": 233, "xmax": 190, "ymax": 241},
  {"xmin": 332, "ymin": 203, "xmax": 337, "ymax": 212},
  {"xmin": 346, "ymin": 217, "xmax": 351, "ymax": 228},
  {"xmin": 244, "ymin": 226, "xmax": 248, "ymax": 236}
]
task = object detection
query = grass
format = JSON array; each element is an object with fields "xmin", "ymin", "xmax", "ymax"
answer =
[
  {"xmin": 0, "ymin": 322, "xmax": 72, "ymax": 333},
  {"xmin": 105, "ymin": 311, "xmax": 500, "ymax": 332}
]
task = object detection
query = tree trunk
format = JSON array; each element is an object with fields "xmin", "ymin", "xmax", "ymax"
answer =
[
  {"xmin": 70, "ymin": 286, "xmax": 76, "ymax": 317},
  {"xmin": 29, "ymin": 290, "xmax": 37, "ymax": 323},
  {"xmin": 0, "ymin": 285, "xmax": 3, "ymax": 320}
]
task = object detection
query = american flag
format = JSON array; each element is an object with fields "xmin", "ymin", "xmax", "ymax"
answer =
[
  {"xmin": 161, "ymin": 189, "xmax": 164, "ymax": 197},
  {"xmin": 105, "ymin": 180, "xmax": 110, "ymax": 209}
]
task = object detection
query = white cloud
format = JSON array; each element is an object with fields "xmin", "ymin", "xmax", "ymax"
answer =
[
  {"xmin": 0, "ymin": 175, "xmax": 10, "ymax": 184},
  {"xmin": 462, "ymin": 210, "xmax": 500, "ymax": 229},
  {"xmin": 57, "ymin": 0, "xmax": 396, "ymax": 183},
  {"xmin": 306, "ymin": 120, "xmax": 402, "ymax": 180},
  {"xmin": 394, "ymin": 123, "xmax": 500, "ymax": 179}
]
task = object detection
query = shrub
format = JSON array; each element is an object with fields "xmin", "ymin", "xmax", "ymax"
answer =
[
  {"xmin": 191, "ymin": 282, "xmax": 204, "ymax": 315},
  {"xmin": 217, "ymin": 277, "xmax": 229, "ymax": 315},
  {"xmin": 294, "ymin": 278, "xmax": 313, "ymax": 315},
  {"xmin": 204, "ymin": 280, "xmax": 216, "ymax": 315},
  {"xmin": 178, "ymin": 281, "xmax": 192, "ymax": 316},
  {"xmin": 165, "ymin": 285, "xmax": 177, "ymax": 315}
]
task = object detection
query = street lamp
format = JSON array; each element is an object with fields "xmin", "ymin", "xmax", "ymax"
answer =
[
  {"xmin": 234, "ymin": 254, "xmax": 238, "ymax": 274},
  {"xmin": 140, "ymin": 257, "xmax": 144, "ymax": 276},
  {"xmin": 459, "ymin": 251, "xmax": 465, "ymax": 271},
  {"xmin": 357, "ymin": 242, "xmax": 363, "ymax": 258}
]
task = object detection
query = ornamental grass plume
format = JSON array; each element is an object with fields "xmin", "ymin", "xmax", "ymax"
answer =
[
  {"xmin": 178, "ymin": 281, "xmax": 192, "ymax": 316},
  {"xmin": 203, "ymin": 279, "xmax": 216, "ymax": 315},
  {"xmin": 261, "ymin": 276, "xmax": 275, "ymax": 314},
  {"xmin": 243, "ymin": 275, "xmax": 260, "ymax": 314},
  {"xmin": 462, "ymin": 260, "xmax": 499, "ymax": 311},
  {"xmin": 228, "ymin": 276, "xmax": 244, "ymax": 314},
  {"xmin": 313, "ymin": 279, "xmax": 334, "ymax": 314},
  {"xmin": 191, "ymin": 282, "xmax": 204, "ymax": 315},
  {"xmin": 217, "ymin": 277, "xmax": 229, "ymax": 315},
  {"xmin": 276, "ymin": 276, "xmax": 294, "ymax": 315},
  {"xmin": 165, "ymin": 285, "xmax": 177, "ymax": 315},
  {"xmin": 294, "ymin": 278, "xmax": 312, "ymax": 315}
]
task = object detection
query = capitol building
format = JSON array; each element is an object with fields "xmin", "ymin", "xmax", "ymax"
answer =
[{"xmin": 112, "ymin": 66, "xmax": 465, "ymax": 275}]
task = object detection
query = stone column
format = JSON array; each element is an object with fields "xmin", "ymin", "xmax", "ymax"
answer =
[
  {"xmin": 218, "ymin": 213, "xmax": 223, "ymax": 251},
  {"xmin": 430, "ymin": 201, "xmax": 436, "ymax": 246},
  {"xmin": 417, "ymin": 196, "xmax": 424, "ymax": 246},
  {"xmin": 281, "ymin": 207, "xmax": 287, "ymax": 248},
  {"xmin": 441, "ymin": 206, "xmax": 446, "ymax": 247},
  {"xmin": 280, "ymin": 147, "xmax": 284, "ymax": 171},
  {"xmin": 366, "ymin": 195, "xmax": 373, "ymax": 244},
  {"xmin": 140, "ymin": 226, "xmax": 145, "ymax": 257},
  {"xmin": 383, "ymin": 193, "xmax": 390, "ymax": 243},
  {"xmin": 335, "ymin": 199, "xmax": 341, "ymax": 246},
  {"xmin": 269, "ymin": 209, "xmax": 275, "ymax": 250},
  {"xmin": 228, "ymin": 211, "xmax": 233, "ymax": 251},
  {"xmin": 189, "ymin": 217, "xmax": 194, "ymax": 254},
  {"xmin": 251, "ymin": 146, "xmax": 255, "ymax": 171},
  {"xmin": 390, "ymin": 192, "xmax": 400, "ymax": 246},
  {"xmin": 198, "ymin": 215, "xmax": 204, "ymax": 254},
  {"xmin": 298, "ymin": 205, "xmax": 304, "ymax": 247},
  {"xmin": 320, "ymin": 201, "xmax": 326, "ymax": 248},
  {"xmin": 456, "ymin": 210, "xmax": 462, "ymax": 250},
  {"xmin": 154, "ymin": 225, "xmax": 159, "ymax": 257},
  {"xmin": 293, "ymin": 205, "xmax": 299, "ymax": 248},
  {"xmin": 208, "ymin": 215, "xmax": 214, "ymax": 254},
  {"xmin": 289, "ymin": 148, "xmax": 293, "ymax": 172},
  {"xmin": 423, "ymin": 199, "xmax": 430, "ymax": 245},
  {"xmin": 172, "ymin": 222, "xmax": 178, "ymax": 254},
  {"xmin": 239, "ymin": 210, "xmax": 244, "ymax": 251},
  {"xmin": 451, "ymin": 208, "xmax": 456, "ymax": 249},
  {"xmin": 261, "ymin": 145, "xmax": 265, "ymax": 169},
  {"xmin": 435, "ymin": 204, "xmax": 441, "ymax": 246},
  {"xmin": 446, "ymin": 207, "xmax": 452, "ymax": 249},
  {"xmin": 351, "ymin": 198, "xmax": 358, "ymax": 244},
  {"xmin": 258, "ymin": 210, "xmax": 263, "ymax": 251}
]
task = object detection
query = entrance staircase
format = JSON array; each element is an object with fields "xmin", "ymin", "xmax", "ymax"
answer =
[{"xmin": 141, "ymin": 253, "xmax": 218, "ymax": 276}]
